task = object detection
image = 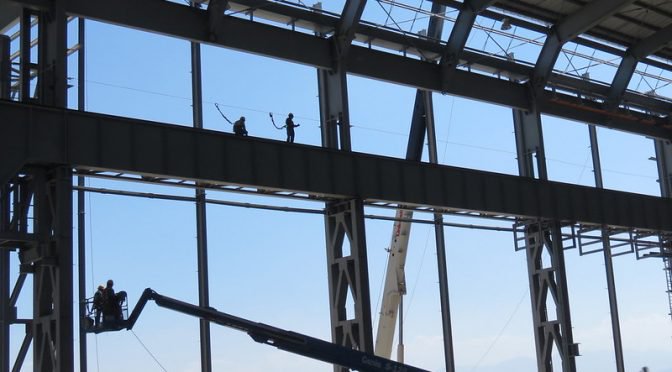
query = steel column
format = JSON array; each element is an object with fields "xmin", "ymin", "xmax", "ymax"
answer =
[
  {"xmin": 36, "ymin": 2, "xmax": 67, "ymax": 107},
  {"xmin": 190, "ymin": 9, "xmax": 213, "ymax": 370},
  {"xmin": 324, "ymin": 199, "xmax": 374, "ymax": 371},
  {"xmin": 589, "ymin": 125, "xmax": 625, "ymax": 372},
  {"xmin": 654, "ymin": 139, "xmax": 672, "ymax": 321},
  {"xmin": 317, "ymin": 68, "xmax": 350, "ymax": 150},
  {"xmin": 0, "ymin": 35, "xmax": 9, "ymax": 99},
  {"xmin": 26, "ymin": 167, "xmax": 74, "ymax": 372},
  {"xmin": 514, "ymin": 107, "xmax": 577, "ymax": 372},
  {"xmin": 513, "ymin": 107, "xmax": 548, "ymax": 180},
  {"xmin": 424, "ymin": 92, "xmax": 456, "ymax": 372},
  {"xmin": 0, "ymin": 183, "xmax": 10, "ymax": 372},
  {"xmin": 19, "ymin": 8, "xmax": 33, "ymax": 102},
  {"xmin": 76, "ymin": 16, "xmax": 87, "ymax": 372}
]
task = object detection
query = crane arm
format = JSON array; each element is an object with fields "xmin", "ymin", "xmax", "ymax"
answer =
[
  {"xmin": 375, "ymin": 209, "xmax": 413, "ymax": 358},
  {"xmin": 124, "ymin": 288, "xmax": 429, "ymax": 372}
]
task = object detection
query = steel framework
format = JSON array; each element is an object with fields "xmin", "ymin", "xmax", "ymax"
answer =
[{"xmin": 2, "ymin": 0, "xmax": 672, "ymax": 371}]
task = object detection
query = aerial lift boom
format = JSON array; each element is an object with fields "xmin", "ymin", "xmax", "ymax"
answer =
[{"xmin": 105, "ymin": 288, "xmax": 429, "ymax": 372}]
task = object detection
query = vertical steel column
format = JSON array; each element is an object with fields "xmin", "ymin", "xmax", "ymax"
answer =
[
  {"xmin": 324, "ymin": 199, "xmax": 373, "ymax": 371},
  {"xmin": 19, "ymin": 9, "xmax": 33, "ymax": 102},
  {"xmin": 653, "ymin": 139, "xmax": 672, "ymax": 321},
  {"xmin": 0, "ymin": 38, "xmax": 10, "ymax": 372},
  {"xmin": 513, "ymin": 106, "xmax": 577, "ymax": 372},
  {"xmin": 190, "ymin": 6, "xmax": 213, "ymax": 369},
  {"xmin": 317, "ymin": 68, "xmax": 350, "ymax": 150},
  {"xmin": 29, "ymin": 167, "xmax": 74, "ymax": 372},
  {"xmin": 424, "ymin": 92, "xmax": 456, "ymax": 372},
  {"xmin": 76, "ymin": 17, "xmax": 88, "ymax": 372},
  {"xmin": 513, "ymin": 107, "xmax": 548, "ymax": 179},
  {"xmin": 589, "ymin": 125, "xmax": 625, "ymax": 372},
  {"xmin": 0, "ymin": 183, "xmax": 10, "ymax": 372},
  {"xmin": 318, "ymin": 11, "xmax": 369, "ymax": 370},
  {"xmin": 30, "ymin": 3, "xmax": 71, "ymax": 370},
  {"xmin": 0, "ymin": 35, "xmax": 10, "ymax": 99},
  {"xmin": 37, "ymin": 3, "xmax": 67, "ymax": 107}
]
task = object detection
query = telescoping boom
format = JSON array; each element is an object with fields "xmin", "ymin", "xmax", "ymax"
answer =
[{"xmin": 120, "ymin": 288, "xmax": 429, "ymax": 372}]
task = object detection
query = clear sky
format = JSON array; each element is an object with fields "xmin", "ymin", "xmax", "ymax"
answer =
[{"xmin": 6, "ymin": 1, "xmax": 672, "ymax": 371}]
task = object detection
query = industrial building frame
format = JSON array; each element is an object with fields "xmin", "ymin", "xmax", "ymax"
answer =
[{"xmin": 1, "ymin": 0, "xmax": 672, "ymax": 371}]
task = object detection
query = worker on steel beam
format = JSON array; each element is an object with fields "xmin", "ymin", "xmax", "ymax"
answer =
[
  {"xmin": 233, "ymin": 116, "xmax": 248, "ymax": 136},
  {"xmin": 284, "ymin": 113, "xmax": 300, "ymax": 143}
]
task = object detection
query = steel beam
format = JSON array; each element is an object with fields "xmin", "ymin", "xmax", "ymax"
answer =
[
  {"xmin": 533, "ymin": 0, "xmax": 636, "ymax": 88},
  {"xmin": 325, "ymin": 199, "xmax": 373, "ymax": 372},
  {"xmin": 10, "ymin": 0, "xmax": 672, "ymax": 139},
  {"xmin": 589, "ymin": 125, "xmax": 625, "ymax": 372},
  {"xmin": 334, "ymin": 0, "xmax": 366, "ymax": 59},
  {"xmin": 607, "ymin": 23, "xmax": 672, "ymax": 108},
  {"xmin": 2, "ymin": 100, "xmax": 672, "ymax": 231},
  {"xmin": 439, "ymin": 0, "xmax": 495, "ymax": 89}
]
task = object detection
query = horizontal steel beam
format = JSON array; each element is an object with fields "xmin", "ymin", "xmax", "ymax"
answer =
[
  {"xmin": 3, "ymin": 100, "xmax": 672, "ymax": 232},
  {"xmin": 9, "ymin": 0, "xmax": 672, "ymax": 139}
]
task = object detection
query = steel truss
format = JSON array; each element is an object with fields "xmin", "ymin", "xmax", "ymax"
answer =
[
  {"xmin": 324, "ymin": 199, "xmax": 374, "ymax": 370},
  {"xmin": 521, "ymin": 220, "xmax": 579, "ymax": 372},
  {"xmin": 1, "ymin": 167, "xmax": 73, "ymax": 372},
  {"xmin": 3, "ymin": 1, "xmax": 672, "ymax": 371}
]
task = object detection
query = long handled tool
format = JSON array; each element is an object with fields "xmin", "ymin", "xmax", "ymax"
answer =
[
  {"xmin": 269, "ymin": 112, "xmax": 284, "ymax": 130},
  {"xmin": 214, "ymin": 103, "xmax": 233, "ymax": 125}
]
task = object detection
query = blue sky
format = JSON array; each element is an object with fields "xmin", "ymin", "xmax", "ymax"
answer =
[{"xmin": 7, "ymin": 2, "xmax": 672, "ymax": 371}]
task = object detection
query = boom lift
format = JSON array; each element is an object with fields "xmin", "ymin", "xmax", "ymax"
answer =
[
  {"xmin": 83, "ymin": 288, "xmax": 429, "ymax": 372},
  {"xmin": 375, "ymin": 209, "xmax": 413, "ymax": 360}
]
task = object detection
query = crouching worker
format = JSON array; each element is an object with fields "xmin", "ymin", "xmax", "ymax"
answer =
[{"xmin": 233, "ymin": 116, "xmax": 248, "ymax": 136}]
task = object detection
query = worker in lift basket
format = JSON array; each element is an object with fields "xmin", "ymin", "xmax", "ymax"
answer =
[
  {"xmin": 233, "ymin": 116, "xmax": 248, "ymax": 136},
  {"xmin": 92, "ymin": 284, "xmax": 105, "ymax": 326},
  {"xmin": 102, "ymin": 279, "xmax": 127, "ymax": 324}
]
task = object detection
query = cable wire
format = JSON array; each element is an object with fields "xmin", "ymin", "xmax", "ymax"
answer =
[
  {"xmin": 469, "ymin": 291, "xmax": 528, "ymax": 371},
  {"xmin": 131, "ymin": 330, "xmax": 169, "ymax": 372}
]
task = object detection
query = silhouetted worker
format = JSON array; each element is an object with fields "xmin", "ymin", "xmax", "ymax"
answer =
[
  {"xmin": 93, "ymin": 284, "xmax": 105, "ymax": 326},
  {"xmin": 103, "ymin": 279, "xmax": 126, "ymax": 323},
  {"xmin": 284, "ymin": 113, "xmax": 300, "ymax": 143},
  {"xmin": 233, "ymin": 116, "xmax": 248, "ymax": 136}
]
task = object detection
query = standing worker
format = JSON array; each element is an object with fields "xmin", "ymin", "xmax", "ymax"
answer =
[
  {"xmin": 93, "ymin": 284, "xmax": 105, "ymax": 327},
  {"xmin": 284, "ymin": 113, "xmax": 300, "ymax": 143},
  {"xmin": 233, "ymin": 116, "xmax": 248, "ymax": 136}
]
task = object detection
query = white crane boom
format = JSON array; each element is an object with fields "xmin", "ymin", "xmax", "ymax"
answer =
[{"xmin": 374, "ymin": 209, "xmax": 413, "ymax": 359}]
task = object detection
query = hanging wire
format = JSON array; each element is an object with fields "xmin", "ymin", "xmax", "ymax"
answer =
[
  {"xmin": 131, "ymin": 330, "xmax": 169, "ymax": 372},
  {"xmin": 469, "ymin": 291, "xmax": 528, "ymax": 371},
  {"xmin": 372, "ymin": 246, "xmax": 392, "ymax": 332}
]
